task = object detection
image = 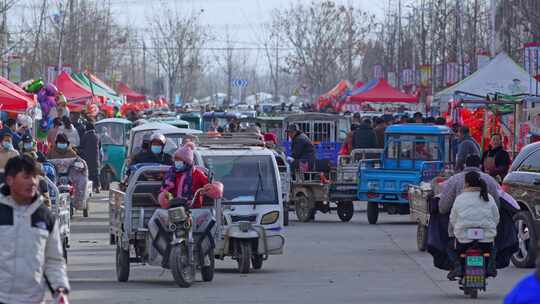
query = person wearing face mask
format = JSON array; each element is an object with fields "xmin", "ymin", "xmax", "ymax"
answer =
[
  {"xmin": 0, "ymin": 118, "xmax": 21, "ymax": 149},
  {"xmin": 151, "ymin": 143, "xmax": 221, "ymax": 267},
  {"xmin": 47, "ymin": 133, "xmax": 78, "ymax": 159},
  {"xmin": 20, "ymin": 134, "xmax": 46, "ymax": 160},
  {"xmin": 59, "ymin": 116, "xmax": 80, "ymax": 148},
  {"xmin": 158, "ymin": 142, "xmax": 210, "ymax": 209},
  {"xmin": 0, "ymin": 134, "xmax": 19, "ymax": 173},
  {"xmin": 481, "ymin": 133, "xmax": 511, "ymax": 181},
  {"xmin": 130, "ymin": 132, "xmax": 173, "ymax": 166}
]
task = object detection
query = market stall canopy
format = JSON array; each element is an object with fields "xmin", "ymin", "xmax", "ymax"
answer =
[
  {"xmin": 436, "ymin": 52, "xmax": 540, "ymax": 103},
  {"xmin": 0, "ymin": 82, "xmax": 36, "ymax": 112},
  {"xmin": 71, "ymin": 72, "xmax": 123, "ymax": 105},
  {"xmin": 317, "ymin": 80, "xmax": 351, "ymax": 111},
  {"xmin": 116, "ymin": 81, "xmax": 146, "ymax": 102},
  {"xmin": 54, "ymin": 71, "xmax": 94, "ymax": 101},
  {"xmin": 348, "ymin": 78, "xmax": 418, "ymax": 103},
  {"xmin": 0, "ymin": 76, "xmax": 33, "ymax": 99}
]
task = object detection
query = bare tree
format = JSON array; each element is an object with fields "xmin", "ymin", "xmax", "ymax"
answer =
[
  {"xmin": 149, "ymin": 7, "xmax": 206, "ymax": 103},
  {"xmin": 272, "ymin": 1, "xmax": 345, "ymax": 97}
]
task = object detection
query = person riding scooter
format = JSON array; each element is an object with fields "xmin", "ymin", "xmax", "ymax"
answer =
[
  {"xmin": 148, "ymin": 143, "xmax": 222, "ymax": 267},
  {"xmin": 130, "ymin": 132, "xmax": 173, "ymax": 166},
  {"xmin": 447, "ymin": 171, "xmax": 500, "ymax": 280}
]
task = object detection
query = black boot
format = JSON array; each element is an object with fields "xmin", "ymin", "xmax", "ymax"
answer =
[
  {"xmin": 447, "ymin": 259, "xmax": 463, "ymax": 281},
  {"xmin": 486, "ymin": 257, "xmax": 497, "ymax": 277}
]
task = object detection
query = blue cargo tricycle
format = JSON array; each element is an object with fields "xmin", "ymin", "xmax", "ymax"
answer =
[{"xmin": 357, "ymin": 124, "xmax": 453, "ymax": 224}]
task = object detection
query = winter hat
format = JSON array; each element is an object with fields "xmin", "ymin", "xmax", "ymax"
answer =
[{"xmin": 174, "ymin": 142, "xmax": 195, "ymax": 165}]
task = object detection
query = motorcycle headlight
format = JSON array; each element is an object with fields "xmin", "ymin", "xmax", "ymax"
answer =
[
  {"xmin": 260, "ymin": 211, "xmax": 279, "ymax": 225},
  {"xmin": 168, "ymin": 206, "xmax": 188, "ymax": 223}
]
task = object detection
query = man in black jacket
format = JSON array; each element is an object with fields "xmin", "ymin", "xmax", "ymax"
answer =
[
  {"xmin": 352, "ymin": 118, "xmax": 377, "ymax": 149},
  {"xmin": 287, "ymin": 124, "xmax": 316, "ymax": 171},
  {"xmin": 80, "ymin": 122, "xmax": 100, "ymax": 192}
]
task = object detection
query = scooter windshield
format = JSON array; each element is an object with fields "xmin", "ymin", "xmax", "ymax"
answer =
[{"xmin": 203, "ymin": 155, "xmax": 278, "ymax": 205}]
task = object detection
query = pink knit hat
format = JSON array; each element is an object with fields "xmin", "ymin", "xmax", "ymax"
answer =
[{"xmin": 174, "ymin": 142, "xmax": 195, "ymax": 165}]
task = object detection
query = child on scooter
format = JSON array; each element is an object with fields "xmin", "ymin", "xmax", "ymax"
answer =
[{"xmin": 448, "ymin": 170, "xmax": 500, "ymax": 280}]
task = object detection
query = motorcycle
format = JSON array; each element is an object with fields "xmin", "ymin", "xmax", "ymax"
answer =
[
  {"xmin": 166, "ymin": 195, "xmax": 216, "ymax": 287},
  {"xmin": 457, "ymin": 228, "xmax": 492, "ymax": 299}
]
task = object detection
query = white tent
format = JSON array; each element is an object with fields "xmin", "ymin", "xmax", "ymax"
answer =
[{"xmin": 435, "ymin": 52, "xmax": 540, "ymax": 103}]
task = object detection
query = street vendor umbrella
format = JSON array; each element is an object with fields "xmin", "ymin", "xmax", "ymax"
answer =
[{"xmin": 0, "ymin": 82, "xmax": 36, "ymax": 112}]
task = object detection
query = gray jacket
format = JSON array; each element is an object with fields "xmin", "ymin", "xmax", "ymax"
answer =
[
  {"xmin": 455, "ymin": 136, "xmax": 480, "ymax": 171},
  {"xmin": 438, "ymin": 167, "xmax": 500, "ymax": 215},
  {"xmin": 0, "ymin": 189, "xmax": 69, "ymax": 304}
]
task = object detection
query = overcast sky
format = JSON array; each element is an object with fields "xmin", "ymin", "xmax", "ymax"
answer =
[
  {"xmin": 112, "ymin": 0, "xmax": 388, "ymax": 42},
  {"xmin": 11, "ymin": 0, "xmax": 392, "ymax": 44}
]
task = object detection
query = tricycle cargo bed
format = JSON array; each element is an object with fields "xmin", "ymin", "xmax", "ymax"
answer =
[
  {"xmin": 358, "ymin": 168, "xmax": 420, "ymax": 203},
  {"xmin": 408, "ymin": 184, "xmax": 432, "ymax": 226}
]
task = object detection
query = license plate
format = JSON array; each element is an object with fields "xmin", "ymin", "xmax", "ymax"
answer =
[
  {"xmin": 383, "ymin": 194, "xmax": 397, "ymax": 200},
  {"xmin": 466, "ymin": 256, "xmax": 484, "ymax": 267}
]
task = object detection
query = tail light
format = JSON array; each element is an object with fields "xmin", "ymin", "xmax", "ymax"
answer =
[
  {"xmin": 367, "ymin": 192, "xmax": 378, "ymax": 199},
  {"xmin": 401, "ymin": 192, "xmax": 409, "ymax": 199}
]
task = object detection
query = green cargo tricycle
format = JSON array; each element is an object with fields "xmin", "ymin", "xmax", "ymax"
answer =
[{"xmin": 96, "ymin": 118, "xmax": 133, "ymax": 190}]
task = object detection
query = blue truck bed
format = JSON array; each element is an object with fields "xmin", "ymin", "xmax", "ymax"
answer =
[{"xmin": 357, "ymin": 160, "xmax": 443, "ymax": 204}]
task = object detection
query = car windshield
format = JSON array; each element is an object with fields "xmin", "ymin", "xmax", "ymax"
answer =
[
  {"xmin": 203, "ymin": 155, "xmax": 278, "ymax": 204},
  {"xmin": 203, "ymin": 117, "xmax": 229, "ymax": 131},
  {"xmin": 386, "ymin": 135, "xmax": 440, "ymax": 161},
  {"xmin": 96, "ymin": 123, "xmax": 126, "ymax": 145},
  {"xmin": 131, "ymin": 131, "xmax": 186, "ymax": 155}
]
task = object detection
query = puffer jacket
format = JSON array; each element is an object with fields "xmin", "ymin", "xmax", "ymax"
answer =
[
  {"xmin": 449, "ymin": 188, "xmax": 500, "ymax": 243},
  {"xmin": 0, "ymin": 186, "xmax": 70, "ymax": 304}
]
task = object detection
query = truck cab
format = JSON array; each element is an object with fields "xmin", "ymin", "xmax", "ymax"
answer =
[{"xmin": 357, "ymin": 124, "xmax": 453, "ymax": 224}]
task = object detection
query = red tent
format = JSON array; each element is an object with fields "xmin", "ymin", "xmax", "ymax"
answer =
[
  {"xmin": 0, "ymin": 83, "xmax": 36, "ymax": 112},
  {"xmin": 0, "ymin": 76, "xmax": 34, "ymax": 99},
  {"xmin": 54, "ymin": 71, "xmax": 105, "ymax": 112},
  {"xmin": 348, "ymin": 78, "xmax": 417, "ymax": 103},
  {"xmin": 116, "ymin": 81, "xmax": 146, "ymax": 102},
  {"xmin": 54, "ymin": 71, "xmax": 96, "ymax": 101}
]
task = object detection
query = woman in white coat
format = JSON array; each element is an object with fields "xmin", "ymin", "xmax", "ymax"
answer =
[{"xmin": 448, "ymin": 170, "xmax": 500, "ymax": 280}]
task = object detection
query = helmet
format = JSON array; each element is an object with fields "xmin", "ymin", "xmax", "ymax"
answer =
[{"xmin": 150, "ymin": 132, "xmax": 166, "ymax": 145}]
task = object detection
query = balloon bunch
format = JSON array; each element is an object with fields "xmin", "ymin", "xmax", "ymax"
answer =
[{"xmin": 37, "ymin": 83, "xmax": 59, "ymax": 129}]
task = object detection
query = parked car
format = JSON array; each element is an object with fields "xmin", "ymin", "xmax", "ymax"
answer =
[{"xmin": 502, "ymin": 141, "xmax": 540, "ymax": 268}]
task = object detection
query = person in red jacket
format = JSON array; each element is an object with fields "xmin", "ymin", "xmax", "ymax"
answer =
[
  {"xmin": 150, "ymin": 142, "xmax": 222, "ymax": 267},
  {"xmin": 158, "ymin": 142, "xmax": 210, "ymax": 209}
]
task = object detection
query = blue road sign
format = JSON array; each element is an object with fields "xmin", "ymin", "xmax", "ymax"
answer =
[{"xmin": 232, "ymin": 79, "xmax": 248, "ymax": 87}]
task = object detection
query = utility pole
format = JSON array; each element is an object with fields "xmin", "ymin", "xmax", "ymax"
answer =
[
  {"xmin": 273, "ymin": 30, "xmax": 279, "ymax": 103},
  {"xmin": 346, "ymin": 0, "xmax": 353, "ymax": 83},
  {"xmin": 142, "ymin": 41, "xmax": 146, "ymax": 92},
  {"xmin": 397, "ymin": 0, "xmax": 402, "ymax": 88}
]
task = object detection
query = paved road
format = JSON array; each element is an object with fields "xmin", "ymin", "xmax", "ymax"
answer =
[{"xmin": 65, "ymin": 193, "xmax": 530, "ymax": 304}]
